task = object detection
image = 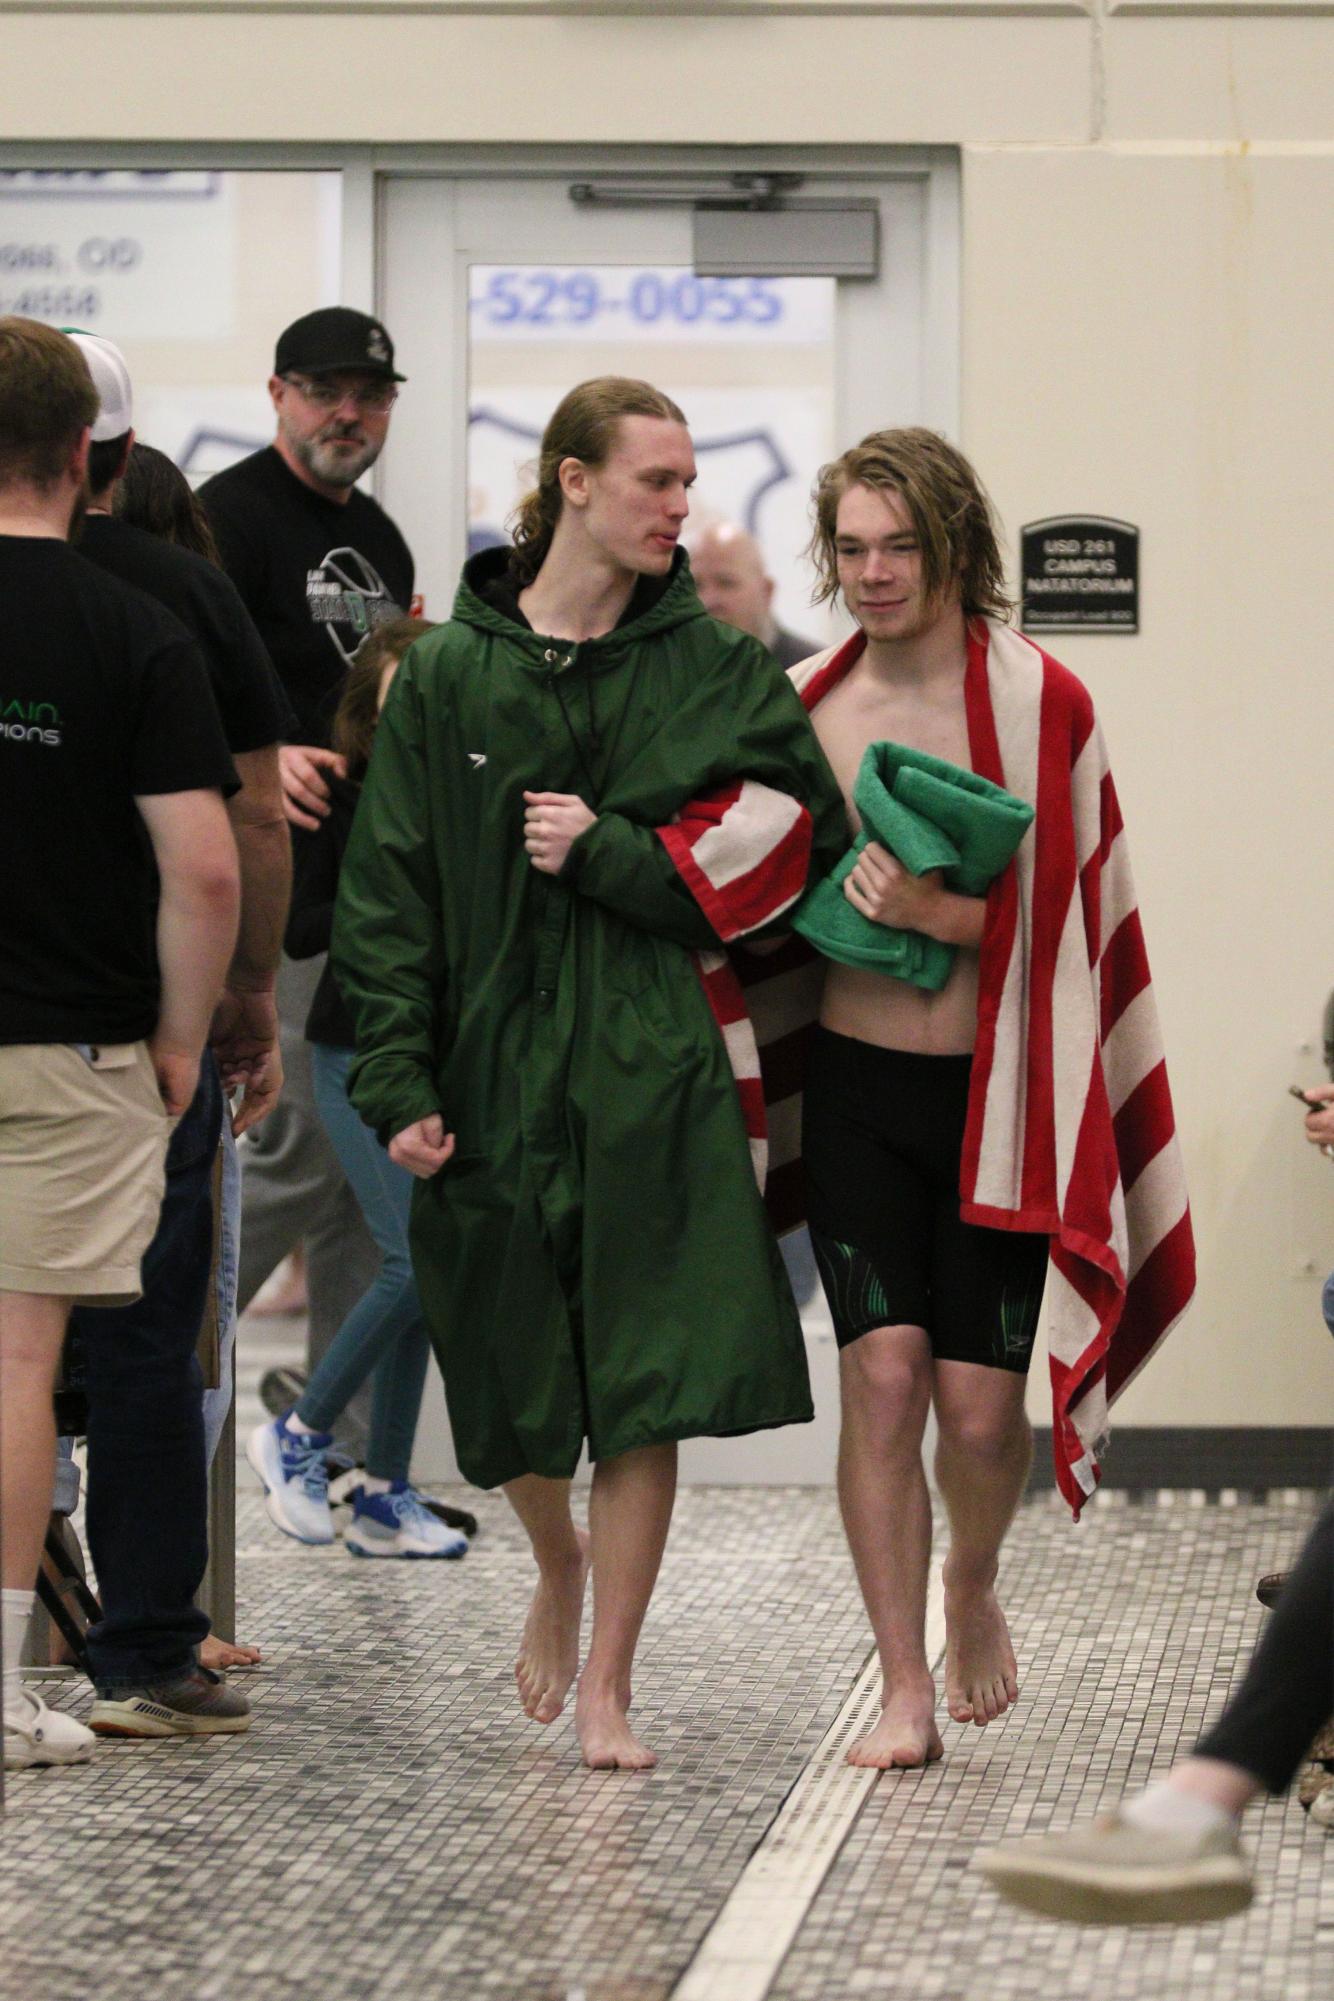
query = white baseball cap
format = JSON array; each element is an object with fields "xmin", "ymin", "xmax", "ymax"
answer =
[{"xmin": 63, "ymin": 329, "xmax": 133, "ymax": 442}]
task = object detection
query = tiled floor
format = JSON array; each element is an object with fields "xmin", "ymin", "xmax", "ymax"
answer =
[
  {"xmin": 1, "ymin": 1317, "xmax": 1329, "ymax": 2001},
  {"xmin": 772, "ymin": 1488, "xmax": 1334, "ymax": 2001}
]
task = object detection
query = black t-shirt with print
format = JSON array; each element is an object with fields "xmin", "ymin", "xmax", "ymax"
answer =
[
  {"xmin": 79, "ymin": 515, "xmax": 296, "ymax": 754},
  {"xmin": 198, "ymin": 446, "xmax": 414, "ymax": 746},
  {"xmin": 0, "ymin": 537, "xmax": 238, "ymax": 1047}
]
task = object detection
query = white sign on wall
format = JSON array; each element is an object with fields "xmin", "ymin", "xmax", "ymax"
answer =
[{"xmin": 0, "ymin": 171, "xmax": 234, "ymax": 340}]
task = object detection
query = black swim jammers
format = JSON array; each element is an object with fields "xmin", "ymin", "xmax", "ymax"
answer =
[{"xmin": 803, "ymin": 1027, "xmax": 1048, "ymax": 1372}]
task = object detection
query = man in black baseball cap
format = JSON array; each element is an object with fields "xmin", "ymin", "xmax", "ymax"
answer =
[
  {"xmin": 198, "ymin": 311, "xmax": 416, "ymax": 1474},
  {"xmin": 262, "ymin": 308, "xmax": 408, "ymax": 506}
]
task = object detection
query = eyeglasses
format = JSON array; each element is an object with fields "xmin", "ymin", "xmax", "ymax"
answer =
[{"xmin": 282, "ymin": 373, "xmax": 398, "ymax": 414}]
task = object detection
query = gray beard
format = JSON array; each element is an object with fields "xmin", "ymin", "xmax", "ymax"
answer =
[{"xmin": 292, "ymin": 431, "xmax": 379, "ymax": 491}]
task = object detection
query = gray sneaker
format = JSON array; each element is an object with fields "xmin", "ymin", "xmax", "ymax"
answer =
[
  {"xmin": 976, "ymin": 1810, "xmax": 1254, "ymax": 1924},
  {"xmin": 89, "ymin": 1666, "xmax": 251, "ymax": 1739}
]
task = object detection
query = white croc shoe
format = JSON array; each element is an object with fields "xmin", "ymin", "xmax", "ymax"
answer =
[{"xmin": 4, "ymin": 1686, "xmax": 96, "ymax": 1771}]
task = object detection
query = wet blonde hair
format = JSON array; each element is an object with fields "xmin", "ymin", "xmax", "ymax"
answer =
[
  {"xmin": 509, "ymin": 376, "xmax": 687, "ymax": 584},
  {"xmin": 808, "ymin": 427, "xmax": 1012, "ymax": 620}
]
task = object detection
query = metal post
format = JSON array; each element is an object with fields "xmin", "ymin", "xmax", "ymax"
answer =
[{"xmin": 197, "ymin": 1341, "xmax": 237, "ymax": 1643}]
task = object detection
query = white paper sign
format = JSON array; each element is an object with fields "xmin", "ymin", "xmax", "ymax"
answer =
[{"xmin": 0, "ymin": 171, "xmax": 233, "ymax": 340}]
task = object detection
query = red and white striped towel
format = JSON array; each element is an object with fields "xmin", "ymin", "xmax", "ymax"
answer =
[
  {"xmin": 957, "ymin": 619, "xmax": 1194, "ymax": 1513},
  {"xmin": 664, "ymin": 620, "xmax": 1196, "ymax": 1518},
  {"xmin": 657, "ymin": 780, "xmax": 815, "ymax": 1191}
]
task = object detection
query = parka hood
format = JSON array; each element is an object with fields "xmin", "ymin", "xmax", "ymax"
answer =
[{"xmin": 453, "ymin": 544, "xmax": 708, "ymax": 659}]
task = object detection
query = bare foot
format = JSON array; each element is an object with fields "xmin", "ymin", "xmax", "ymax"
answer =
[
  {"xmin": 200, "ymin": 1636, "xmax": 262, "ymax": 1671},
  {"xmin": 847, "ymin": 1681, "xmax": 944, "ymax": 1769},
  {"xmin": 575, "ymin": 1679, "xmax": 657, "ymax": 1771},
  {"xmin": 944, "ymin": 1578, "xmax": 1018, "ymax": 1725},
  {"xmin": 515, "ymin": 1532, "xmax": 590, "ymax": 1724}
]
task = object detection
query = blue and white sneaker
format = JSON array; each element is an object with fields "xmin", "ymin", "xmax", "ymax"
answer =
[
  {"xmin": 245, "ymin": 1412, "xmax": 335, "ymax": 1544},
  {"xmin": 345, "ymin": 1482, "xmax": 469, "ymax": 1559}
]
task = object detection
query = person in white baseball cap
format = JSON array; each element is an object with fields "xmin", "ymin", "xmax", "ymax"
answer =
[{"xmin": 62, "ymin": 329, "xmax": 133, "ymax": 446}]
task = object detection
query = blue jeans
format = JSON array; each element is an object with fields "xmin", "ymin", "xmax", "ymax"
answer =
[
  {"xmin": 68, "ymin": 1054, "xmax": 222, "ymax": 1689},
  {"xmin": 298, "ymin": 1044, "xmax": 432, "ymax": 1483}
]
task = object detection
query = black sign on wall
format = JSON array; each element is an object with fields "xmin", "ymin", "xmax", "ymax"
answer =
[{"xmin": 1020, "ymin": 516, "xmax": 1139, "ymax": 634}]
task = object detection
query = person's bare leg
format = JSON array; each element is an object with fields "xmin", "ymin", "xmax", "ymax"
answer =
[
  {"xmin": 504, "ymin": 1472, "xmax": 590, "ymax": 1724},
  {"xmin": 933, "ymin": 1360, "xmax": 1031, "ymax": 1727},
  {"xmin": 838, "ymin": 1326, "xmax": 942, "ymax": 1769},
  {"xmin": 1, "ymin": 1292, "xmax": 70, "ymax": 1592},
  {"xmin": 576, "ymin": 1441, "xmax": 677, "ymax": 1771},
  {"xmin": 1149, "ymin": 1758, "xmax": 1262, "ymax": 1818}
]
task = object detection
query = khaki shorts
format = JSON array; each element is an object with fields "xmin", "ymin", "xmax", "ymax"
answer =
[{"xmin": 0, "ymin": 1041, "xmax": 173, "ymax": 1306}]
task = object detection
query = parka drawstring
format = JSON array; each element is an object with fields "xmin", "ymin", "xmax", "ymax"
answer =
[{"xmin": 547, "ymin": 649, "xmax": 649, "ymax": 810}]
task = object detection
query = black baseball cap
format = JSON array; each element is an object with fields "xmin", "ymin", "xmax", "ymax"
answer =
[{"xmin": 274, "ymin": 307, "xmax": 406, "ymax": 383}]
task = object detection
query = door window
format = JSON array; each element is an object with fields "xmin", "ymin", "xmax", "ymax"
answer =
[{"xmin": 468, "ymin": 262, "xmax": 837, "ymax": 649}]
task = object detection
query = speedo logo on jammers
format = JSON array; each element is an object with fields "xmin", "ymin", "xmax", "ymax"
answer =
[{"xmin": 1, "ymin": 697, "xmax": 61, "ymax": 746}]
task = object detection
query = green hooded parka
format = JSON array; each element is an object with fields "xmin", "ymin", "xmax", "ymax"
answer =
[{"xmin": 332, "ymin": 550, "xmax": 845, "ymax": 1488}]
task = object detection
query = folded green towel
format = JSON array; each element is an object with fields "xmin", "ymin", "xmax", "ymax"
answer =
[{"xmin": 792, "ymin": 741, "xmax": 1034, "ymax": 991}]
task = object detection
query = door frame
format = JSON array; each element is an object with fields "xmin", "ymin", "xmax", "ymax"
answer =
[
  {"xmin": 374, "ymin": 144, "xmax": 959, "ymax": 617},
  {"xmin": 0, "ymin": 139, "xmax": 959, "ymax": 518},
  {"xmin": 0, "ymin": 138, "xmax": 958, "ymax": 1484}
]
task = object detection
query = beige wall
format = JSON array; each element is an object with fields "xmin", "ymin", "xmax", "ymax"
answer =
[
  {"xmin": 961, "ymin": 146, "xmax": 1334, "ymax": 1428},
  {"xmin": 7, "ymin": 1, "xmax": 1333, "ymax": 1431},
  {"xmin": 6, "ymin": 6, "xmax": 1333, "ymax": 147}
]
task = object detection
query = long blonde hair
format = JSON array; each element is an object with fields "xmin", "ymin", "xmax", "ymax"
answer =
[
  {"xmin": 807, "ymin": 428, "xmax": 1012, "ymax": 620},
  {"xmin": 509, "ymin": 376, "xmax": 687, "ymax": 584}
]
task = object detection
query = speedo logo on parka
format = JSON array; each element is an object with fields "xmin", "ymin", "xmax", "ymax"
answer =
[{"xmin": 1, "ymin": 697, "xmax": 61, "ymax": 746}]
